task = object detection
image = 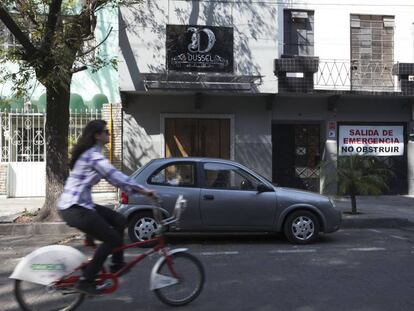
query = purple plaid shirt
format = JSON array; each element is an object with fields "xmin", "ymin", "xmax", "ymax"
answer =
[{"xmin": 58, "ymin": 145, "xmax": 146, "ymax": 210}]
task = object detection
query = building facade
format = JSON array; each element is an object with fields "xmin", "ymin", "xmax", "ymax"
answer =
[{"xmin": 119, "ymin": 0, "xmax": 414, "ymax": 195}]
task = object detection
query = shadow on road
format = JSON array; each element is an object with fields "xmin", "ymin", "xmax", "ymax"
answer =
[{"xmin": 163, "ymin": 231, "xmax": 338, "ymax": 246}]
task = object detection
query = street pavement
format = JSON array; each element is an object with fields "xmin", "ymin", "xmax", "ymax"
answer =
[
  {"xmin": 1, "ymin": 195, "xmax": 414, "ymax": 310},
  {"xmin": 2, "ymin": 226, "xmax": 414, "ymax": 310},
  {"xmin": 1, "ymin": 194, "xmax": 414, "ymax": 234}
]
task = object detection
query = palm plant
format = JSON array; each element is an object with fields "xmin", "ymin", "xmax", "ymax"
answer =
[{"xmin": 336, "ymin": 155, "xmax": 394, "ymax": 214}]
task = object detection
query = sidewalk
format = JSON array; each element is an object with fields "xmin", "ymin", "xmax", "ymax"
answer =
[
  {"xmin": 0, "ymin": 194, "xmax": 413, "ymax": 235},
  {"xmin": 334, "ymin": 195, "xmax": 414, "ymax": 229},
  {"xmin": 0, "ymin": 192, "xmax": 118, "ymax": 235}
]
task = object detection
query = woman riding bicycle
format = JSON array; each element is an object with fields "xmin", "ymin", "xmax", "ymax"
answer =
[{"xmin": 58, "ymin": 120, "xmax": 155, "ymax": 295}]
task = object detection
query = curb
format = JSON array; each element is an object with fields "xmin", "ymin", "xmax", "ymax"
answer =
[
  {"xmin": 0, "ymin": 222, "xmax": 78, "ymax": 236},
  {"xmin": 2, "ymin": 217, "xmax": 414, "ymax": 236},
  {"xmin": 341, "ymin": 217, "xmax": 414, "ymax": 229}
]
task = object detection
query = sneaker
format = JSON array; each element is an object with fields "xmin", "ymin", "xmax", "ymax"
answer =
[
  {"xmin": 109, "ymin": 262, "xmax": 128, "ymax": 275},
  {"xmin": 74, "ymin": 279, "xmax": 101, "ymax": 295}
]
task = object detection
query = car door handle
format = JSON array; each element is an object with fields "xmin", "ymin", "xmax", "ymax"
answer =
[{"xmin": 203, "ymin": 195, "xmax": 214, "ymax": 200}]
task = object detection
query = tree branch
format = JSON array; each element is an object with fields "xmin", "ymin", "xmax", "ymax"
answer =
[
  {"xmin": 41, "ymin": 0, "xmax": 63, "ymax": 54},
  {"xmin": 0, "ymin": 4, "xmax": 37, "ymax": 57},
  {"xmin": 71, "ymin": 65, "xmax": 88, "ymax": 74},
  {"xmin": 77, "ymin": 26, "xmax": 112, "ymax": 58}
]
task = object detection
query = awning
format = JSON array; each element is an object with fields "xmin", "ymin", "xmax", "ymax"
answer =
[{"xmin": 140, "ymin": 73, "xmax": 262, "ymax": 93}]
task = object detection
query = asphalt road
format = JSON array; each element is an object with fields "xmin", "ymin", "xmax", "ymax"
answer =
[{"xmin": 2, "ymin": 228, "xmax": 414, "ymax": 311}]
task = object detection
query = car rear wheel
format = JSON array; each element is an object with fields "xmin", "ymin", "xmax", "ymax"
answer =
[
  {"xmin": 128, "ymin": 211, "xmax": 159, "ymax": 243},
  {"xmin": 283, "ymin": 210, "xmax": 320, "ymax": 244}
]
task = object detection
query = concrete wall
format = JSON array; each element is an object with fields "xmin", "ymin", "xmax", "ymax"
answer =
[
  {"xmin": 0, "ymin": 164, "xmax": 7, "ymax": 195},
  {"xmin": 119, "ymin": 0, "xmax": 280, "ymax": 93},
  {"xmin": 309, "ymin": 0, "xmax": 414, "ymax": 63},
  {"xmin": 271, "ymin": 94, "xmax": 411, "ymax": 194},
  {"xmin": 272, "ymin": 95, "xmax": 410, "ymax": 122},
  {"xmin": 122, "ymin": 94, "xmax": 272, "ymax": 179},
  {"xmin": 119, "ymin": 0, "xmax": 414, "ymax": 95}
]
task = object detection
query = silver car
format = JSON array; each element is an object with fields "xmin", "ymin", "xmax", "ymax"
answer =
[{"xmin": 116, "ymin": 158, "xmax": 341, "ymax": 244}]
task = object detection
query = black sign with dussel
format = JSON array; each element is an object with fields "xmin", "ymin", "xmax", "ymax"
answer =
[{"xmin": 166, "ymin": 24, "xmax": 234, "ymax": 73}]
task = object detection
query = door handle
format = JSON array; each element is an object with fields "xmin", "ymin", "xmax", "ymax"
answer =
[{"xmin": 203, "ymin": 194, "xmax": 214, "ymax": 200}]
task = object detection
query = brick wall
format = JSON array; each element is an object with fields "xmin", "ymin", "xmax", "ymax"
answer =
[
  {"xmin": 92, "ymin": 103, "xmax": 123, "ymax": 193},
  {"xmin": 350, "ymin": 15, "xmax": 394, "ymax": 91}
]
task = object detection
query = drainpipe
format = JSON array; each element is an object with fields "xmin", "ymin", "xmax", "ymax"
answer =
[{"xmin": 109, "ymin": 103, "xmax": 113, "ymax": 163}]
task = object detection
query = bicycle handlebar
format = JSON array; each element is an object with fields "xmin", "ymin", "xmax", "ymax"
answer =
[{"xmin": 151, "ymin": 195, "xmax": 187, "ymax": 228}]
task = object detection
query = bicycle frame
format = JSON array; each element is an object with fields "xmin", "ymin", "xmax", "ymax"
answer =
[
  {"xmin": 54, "ymin": 195, "xmax": 187, "ymax": 294},
  {"xmin": 53, "ymin": 231, "xmax": 178, "ymax": 294}
]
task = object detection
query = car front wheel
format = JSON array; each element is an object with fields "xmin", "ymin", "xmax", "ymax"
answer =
[
  {"xmin": 283, "ymin": 210, "xmax": 320, "ymax": 244},
  {"xmin": 128, "ymin": 211, "xmax": 159, "ymax": 242}
]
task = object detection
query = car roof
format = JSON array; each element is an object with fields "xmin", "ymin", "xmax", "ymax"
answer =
[{"xmin": 150, "ymin": 157, "xmax": 238, "ymax": 165}]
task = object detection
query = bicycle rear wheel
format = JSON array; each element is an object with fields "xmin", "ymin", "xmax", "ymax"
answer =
[
  {"xmin": 154, "ymin": 252, "xmax": 204, "ymax": 306},
  {"xmin": 14, "ymin": 280, "xmax": 84, "ymax": 311}
]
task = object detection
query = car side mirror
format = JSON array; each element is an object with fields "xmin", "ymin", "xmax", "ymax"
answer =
[
  {"xmin": 257, "ymin": 183, "xmax": 273, "ymax": 193},
  {"xmin": 240, "ymin": 179, "xmax": 253, "ymax": 190}
]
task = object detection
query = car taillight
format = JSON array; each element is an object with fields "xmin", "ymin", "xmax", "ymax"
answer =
[{"xmin": 121, "ymin": 191, "xmax": 128, "ymax": 204}]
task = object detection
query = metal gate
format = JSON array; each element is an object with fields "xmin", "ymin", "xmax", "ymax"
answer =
[
  {"xmin": 272, "ymin": 124, "xmax": 321, "ymax": 192},
  {"xmin": 0, "ymin": 109, "xmax": 100, "ymax": 197}
]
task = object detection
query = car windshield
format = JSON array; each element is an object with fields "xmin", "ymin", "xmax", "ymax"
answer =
[{"xmin": 244, "ymin": 167, "xmax": 273, "ymax": 185}]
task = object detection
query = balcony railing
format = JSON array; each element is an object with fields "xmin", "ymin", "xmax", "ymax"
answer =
[{"xmin": 314, "ymin": 59, "xmax": 399, "ymax": 92}]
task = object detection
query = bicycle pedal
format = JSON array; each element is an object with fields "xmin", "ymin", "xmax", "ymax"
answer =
[{"xmin": 96, "ymin": 280, "xmax": 113, "ymax": 290}]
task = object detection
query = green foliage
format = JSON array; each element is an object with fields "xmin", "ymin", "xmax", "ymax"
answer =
[
  {"xmin": 322, "ymin": 155, "xmax": 395, "ymax": 214},
  {"xmin": 21, "ymin": 208, "xmax": 39, "ymax": 217},
  {"xmin": 337, "ymin": 155, "xmax": 394, "ymax": 196},
  {"xmin": 0, "ymin": 96, "xmax": 12, "ymax": 110},
  {"xmin": 90, "ymin": 56, "xmax": 118, "ymax": 73},
  {"xmin": 0, "ymin": 0, "xmax": 125, "ymax": 98}
]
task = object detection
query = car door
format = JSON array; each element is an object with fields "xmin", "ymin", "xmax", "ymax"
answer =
[
  {"xmin": 146, "ymin": 161, "xmax": 201, "ymax": 230},
  {"xmin": 199, "ymin": 162, "xmax": 277, "ymax": 229}
]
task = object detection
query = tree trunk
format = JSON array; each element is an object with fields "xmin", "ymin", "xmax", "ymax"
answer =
[{"xmin": 36, "ymin": 77, "xmax": 71, "ymax": 221}]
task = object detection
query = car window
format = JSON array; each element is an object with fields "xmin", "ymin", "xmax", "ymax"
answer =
[
  {"xmin": 203, "ymin": 163, "xmax": 261, "ymax": 191},
  {"xmin": 148, "ymin": 163, "xmax": 196, "ymax": 187}
]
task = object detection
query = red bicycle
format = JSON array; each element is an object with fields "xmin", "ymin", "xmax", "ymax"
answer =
[{"xmin": 11, "ymin": 195, "xmax": 205, "ymax": 311}]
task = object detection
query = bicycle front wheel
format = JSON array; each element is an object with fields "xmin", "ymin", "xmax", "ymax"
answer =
[
  {"xmin": 154, "ymin": 252, "xmax": 205, "ymax": 306},
  {"xmin": 14, "ymin": 280, "xmax": 84, "ymax": 311}
]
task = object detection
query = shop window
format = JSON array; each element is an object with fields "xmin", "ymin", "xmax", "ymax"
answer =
[{"xmin": 165, "ymin": 118, "xmax": 230, "ymax": 159}]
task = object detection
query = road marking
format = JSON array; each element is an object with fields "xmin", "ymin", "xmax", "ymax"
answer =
[
  {"xmin": 347, "ymin": 247, "xmax": 386, "ymax": 252},
  {"xmin": 201, "ymin": 251, "xmax": 239, "ymax": 256},
  {"xmin": 390, "ymin": 235, "xmax": 408, "ymax": 240},
  {"xmin": 269, "ymin": 249, "xmax": 317, "ymax": 254},
  {"xmin": 368, "ymin": 229, "xmax": 382, "ymax": 233}
]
